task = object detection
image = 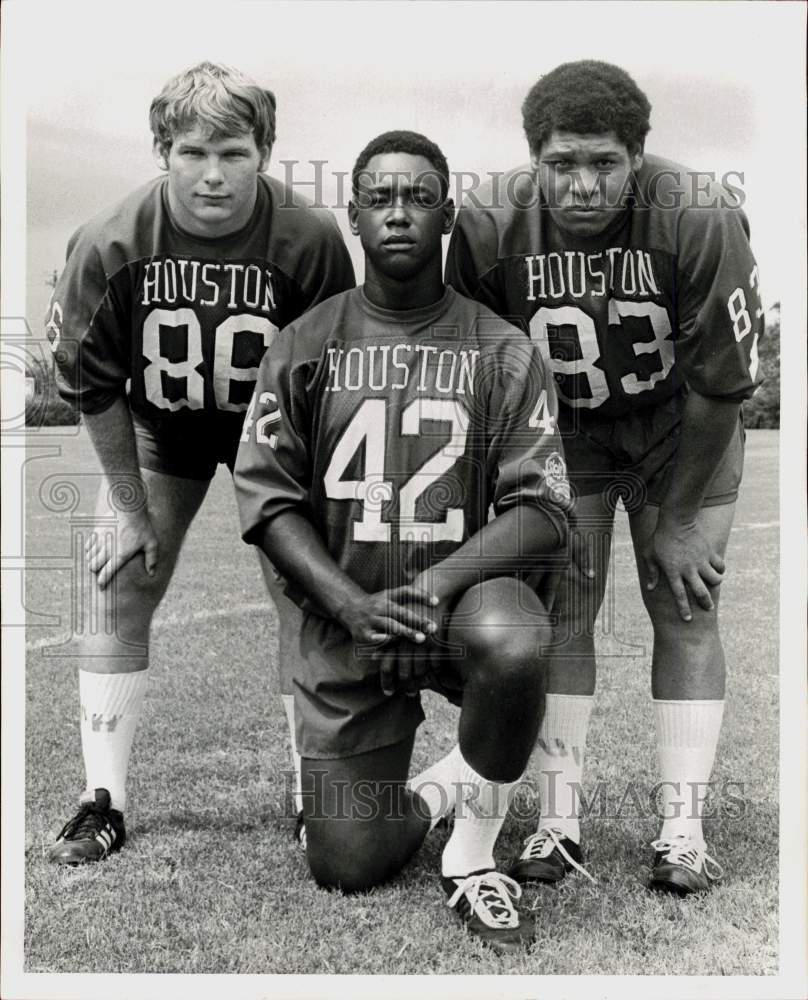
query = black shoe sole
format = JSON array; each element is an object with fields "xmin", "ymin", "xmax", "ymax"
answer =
[
  {"xmin": 649, "ymin": 871, "xmax": 710, "ymax": 896},
  {"xmin": 510, "ymin": 867, "xmax": 567, "ymax": 886}
]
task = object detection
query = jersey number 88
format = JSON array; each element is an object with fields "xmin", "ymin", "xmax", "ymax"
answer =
[{"xmin": 141, "ymin": 308, "xmax": 278, "ymax": 412}]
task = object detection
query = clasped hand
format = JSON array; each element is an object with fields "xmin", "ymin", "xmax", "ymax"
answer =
[{"xmin": 338, "ymin": 584, "xmax": 444, "ymax": 698}]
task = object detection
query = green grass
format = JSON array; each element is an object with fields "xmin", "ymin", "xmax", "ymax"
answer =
[{"xmin": 23, "ymin": 428, "xmax": 779, "ymax": 974}]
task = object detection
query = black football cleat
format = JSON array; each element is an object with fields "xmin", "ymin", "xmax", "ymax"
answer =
[
  {"xmin": 649, "ymin": 835, "xmax": 723, "ymax": 896},
  {"xmin": 508, "ymin": 827, "xmax": 595, "ymax": 885},
  {"xmin": 294, "ymin": 810, "xmax": 307, "ymax": 852},
  {"xmin": 442, "ymin": 869, "xmax": 534, "ymax": 952},
  {"xmin": 48, "ymin": 789, "xmax": 126, "ymax": 865}
]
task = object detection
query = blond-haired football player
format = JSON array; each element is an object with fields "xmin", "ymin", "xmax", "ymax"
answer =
[{"xmin": 46, "ymin": 62, "xmax": 354, "ymax": 863}]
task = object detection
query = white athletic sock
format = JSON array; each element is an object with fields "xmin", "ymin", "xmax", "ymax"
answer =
[
  {"xmin": 535, "ymin": 694, "xmax": 594, "ymax": 844},
  {"xmin": 281, "ymin": 694, "xmax": 303, "ymax": 814},
  {"xmin": 654, "ymin": 699, "xmax": 725, "ymax": 844},
  {"xmin": 409, "ymin": 744, "xmax": 463, "ymax": 829},
  {"xmin": 441, "ymin": 753, "xmax": 516, "ymax": 877},
  {"xmin": 79, "ymin": 670, "xmax": 148, "ymax": 812}
]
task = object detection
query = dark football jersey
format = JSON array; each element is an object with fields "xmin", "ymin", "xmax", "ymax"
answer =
[
  {"xmin": 445, "ymin": 156, "xmax": 764, "ymax": 423},
  {"xmin": 46, "ymin": 173, "xmax": 355, "ymax": 446},
  {"xmin": 234, "ymin": 286, "xmax": 569, "ymax": 596}
]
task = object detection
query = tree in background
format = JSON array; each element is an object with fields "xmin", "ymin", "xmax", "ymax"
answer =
[{"xmin": 743, "ymin": 303, "xmax": 780, "ymax": 429}]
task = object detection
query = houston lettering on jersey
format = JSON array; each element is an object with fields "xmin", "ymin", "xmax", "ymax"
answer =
[
  {"xmin": 322, "ymin": 343, "xmax": 479, "ymax": 396},
  {"xmin": 446, "ymin": 156, "xmax": 764, "ymax": 417},
  {"xmin": 48, "ymin": 173, "xmax": 355, "ymax": 429},
  {"xmin": 525, "ymin": 248, "xmax": 660, "ymax": 301},
  {"xmin": 141, "ymin": 258, "xmax": 277, "ymax": 312},
  {"xmin": 235, "ymin": 286, "xmax": 569, "ymax": 594}
]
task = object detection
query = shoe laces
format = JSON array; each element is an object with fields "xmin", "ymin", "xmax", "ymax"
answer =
[
  {"xmin": 651, "ymin": 835, "xmax": 724, "ymax": 881},
  {"xmin": 521, "ymin": 827, "xmax": 597, "ymax": 883},
  {"xmin": 57, "ymin": 801, "xmax": 111, "ymax": 842},
  {"xmin": 446, "ymin": 872, "xmax": 523, "ymax": 929}
]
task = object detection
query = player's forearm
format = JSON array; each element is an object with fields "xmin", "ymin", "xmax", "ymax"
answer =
[
  {"xmin": 659, "ymin": 388, "xmax": 740, "ymax": 524},
  {"xmin": 255, "ymin": 510, "xmax": 367, "ymax": 621},
  {"xmin": 83, "ymin": 393, "xmax": 143, "ymax": 483},
  {"xmin": 413, "ymin": 504, "xmax": 565, "ymax": 604}
]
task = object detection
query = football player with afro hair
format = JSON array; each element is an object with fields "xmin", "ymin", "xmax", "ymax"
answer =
[{"xmin": 444, "ymin": 59, "xmax": 763, "ymax": 896}]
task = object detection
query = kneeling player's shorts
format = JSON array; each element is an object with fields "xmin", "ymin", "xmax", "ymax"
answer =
[
  {"xmin": 133, "ymin": 411, "xmax": 244, "ymax": 481},
  {"xmin": 560, "ymin": 393, "xmax": 745, "ymax": 513},
  {"xmin": 293, "ymin": 613, "xmax": 466, "ymax": 760}
]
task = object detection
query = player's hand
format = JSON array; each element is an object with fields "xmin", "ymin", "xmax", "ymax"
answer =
[
  {"xmin": 85, "ymin": 509, "xmax": 159, "ymax": 590},
  {"xmin": 338, "ymin": 584, "xmax": 440, "ymax": 648},
  {"xmin": 642, "ymin": 516, "xmax": 725, "ymax": 621},
  {"xmin": 371, "ymin": 637, "xmax": 429, "ymax": 698},
  {"xmin": 372, "ymin": 590, "xmax": 451, "ymax": 697}
]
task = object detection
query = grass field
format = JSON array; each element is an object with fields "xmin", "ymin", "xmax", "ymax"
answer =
[{"xmin": 22, "ymin": 427, "xmax": 779, "ymax": 975}]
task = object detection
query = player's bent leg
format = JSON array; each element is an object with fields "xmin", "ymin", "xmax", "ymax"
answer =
[
  {"xmin": 302, "ymin": 734, "xmax": 428, "ymax": 894},
  {"xmin": 49, "ymin": 471, "xmax": 209, "ymax": 866},
  {"xmin": 629, "ymin": 500, "xmax": 736, "ymax": 894},
  {"xmin": 629, "ymin": 501, "xmax": 735, "ymax": 700},
  {"xmin": 450, "ymin": 577, "xmax": 551, "ymax": 781},
  {"xmin": 546, "ymin": 490, "xmax": 616, "ymax": 695},
  {"xmin": 78, "ymin": 469, "xmax": 212, "ymax": 667},
  {"xmin": 256, "ymin": 551, "xmax": 306, "ymax": 845},
  {"xmin": 511, "ymin": 492, "xmax": 614, "ymax": 885},
  {"xmin": 433, "ymin": 578, "xmax": 551, "ymax": 949}
]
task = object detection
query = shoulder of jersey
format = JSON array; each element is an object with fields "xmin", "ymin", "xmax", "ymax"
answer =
[
  {"xmin": 259, "ymin": 173, "xmax": 343, "ymax": 241},
  {"xmin": 277, "ymin": 285, "xmax": 358, "ymax": 353},
  {"xmin": 450, "ymin": 287, "xmax": 530, "ymax": 346},
  {"xmin": 455, "ymin": 163, "xmax": 538, "ymax": 259},
  {"xmin": 66, "ymin": 177, "xmax": 165, "ymax": 268},
  {"xmin": 636, "ymin": 153, "xmax": 746, "ymax": 242}
]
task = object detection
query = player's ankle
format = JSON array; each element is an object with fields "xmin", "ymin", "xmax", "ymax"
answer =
[
  {"xmin": 657, "ymin": 822, "xmax": 704, "ymax": 846},
  {"xmin": 539, "ymin": 817, "xmax": 580, "ymax": 844}
]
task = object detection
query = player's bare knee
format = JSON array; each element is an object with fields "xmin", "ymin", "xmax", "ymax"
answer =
[
  {"xmin": 305, "ymin": 821, "xmax": 399, "ymax": 894},
  {"xmin": 109, "ymin": 559, "xmax": 170, "ymax": 615},
  {"xmin": 453, "ymin": 578, "xmax": 551, "ymax": 672},
  {"xmin": 645, "ymin": 585, "xmax": 722, "ymax": 642},
  {"xmin": 458, "ymin": 624, "xmax": 549, "ymax": 697}
]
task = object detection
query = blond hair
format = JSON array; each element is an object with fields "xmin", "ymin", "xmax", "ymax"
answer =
[{"xmin": 150, "ymin": 61, "xmax": 276, "ymax": 156}]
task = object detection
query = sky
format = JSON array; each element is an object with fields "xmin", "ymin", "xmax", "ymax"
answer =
[{"xmin": 14, "ymin": 0, "xmax": 807, "ymax": 333}]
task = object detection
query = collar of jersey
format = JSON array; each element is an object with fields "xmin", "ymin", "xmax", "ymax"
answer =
[
  {"xmin": 358, "ymin": 285, "xmax": 455, "ymax": 328},
  {"xmin": 160, "ymin": 176, "xmax": 268, "ymax": 248}
]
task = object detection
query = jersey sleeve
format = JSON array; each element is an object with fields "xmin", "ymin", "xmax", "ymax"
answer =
[
  {"xmin": 233, "ymin": 327, "xmax": 313, "ymax": 546},
  {"xmin": 296, "ymin": 211, "xmax": 356, "ymax": 311},
  {"xmin": 46, "ymin": 229, "xmax": 132, "ymax": 414},
  {"xmin": 674, "ymin": 202, "xmax": 764, "ymax": 401},
  {"xmin": 445, "ymin": 208, "xmax": 506, "ymax": 316},
  {"xmin": 483, "ymin": 331, "xmax": 569, "ymax": 546}
]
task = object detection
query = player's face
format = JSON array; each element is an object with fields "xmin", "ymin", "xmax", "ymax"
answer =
[
  {"xmin": 160, "ymin": 125, "xmax": 269, "ymax": 238},
  {"xmin": 348, "ymin": 153, "xmax": 454, "ymax": 280},
  {"xmin": 531, "ymin": 132, "xmax": 642, "ymax": 238}
]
